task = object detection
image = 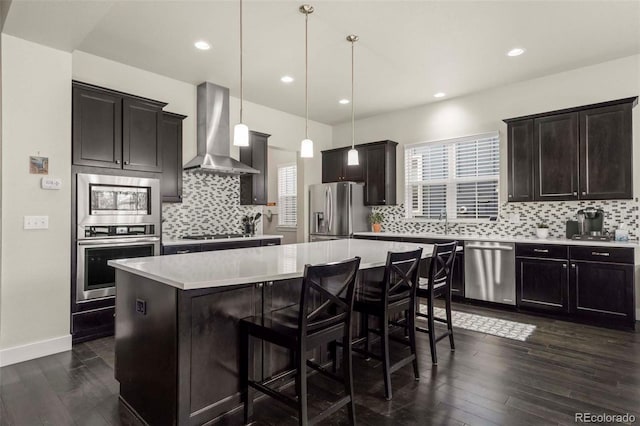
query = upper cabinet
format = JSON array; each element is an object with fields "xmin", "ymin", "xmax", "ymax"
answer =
[
  {"xmin": 240, "ymin": 131, "xmax": 270, "ymax": 205},
  {"xmin": 505, "ymin": 97, "xmax": 637, "ymax": 202},
  {"xmin": 72, "ymin": 81, "xmax": 167, "ymax": 173},
  {"xmin": 161, "ymin": 112, "xmax": 187, "ymax": 203},
  {"xmin": 321, "ymin": 140, "xmax": 397, "ymax": 206}
]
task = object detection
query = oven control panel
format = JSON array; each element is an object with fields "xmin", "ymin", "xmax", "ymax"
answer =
[{"xmin": 83, "ymin": 225, "xmax": 156, "ymax": 238}]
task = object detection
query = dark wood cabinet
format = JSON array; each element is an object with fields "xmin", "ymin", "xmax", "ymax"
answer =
[
  {"xmin": 507, "ymin": 120, "xmax": 534, "ymax": 202},
  {"xmin": 322, "ymin": 141, "xmax": 397, "ymax": 206},
  {"xmin": 533, "ymin": 112, "xmax": 579, "ymax": 201},
  {"xmin": 505, "ymin": 97, "xmax": 637, "ymax": 202},
  {"xmin": 72, "ymin": 84, "xmax": 123, "ymax": 169},
  {"xmin": 72, "ymin": 81, "xmax": 168, "ymax": 172},
  {"xmin": 516, "ymin": 257, "xmax": 569, "ymax": 313},
  {"xmin": 162, "ymin": 244, "xmax": 202, "ymax": 255},
  {"xmin": 579, "ymin": 104, "xmax": 633, "ymax": 199},
  {"xmin": 161, "ymin": 112, "xmax": 186, "ymax": 202},
  {"xmin": 162, "ymin": 238, "xmax": 279, "ymax": 255},
  {"xmin": 451, "ymin": 252, "xmax": 465, "ymax": 297},
  {"xmin": 240, "ymin": 131, "xmax": 270, "ymax": 205}
]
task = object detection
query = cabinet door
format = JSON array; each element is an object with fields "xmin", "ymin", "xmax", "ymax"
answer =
[
  {"xmin": 72, "ymin": 85, "xmax": 122, "ymax": 169},
  {"xmin": 533, "ymin": 113, "xmax": 579, "ymax": 201},
  {"xmin": 570, "ymin": 261, "xmax": 635, "ymax": 324},
  {"xmin": 322, "ymin": 150, "xmax": 345, "ymax": 183},
  {"xmin": 160, "ymin": 113, "xmax": 185, "ymax": 203},
  {"xmin": 123, "ymin": 97, "xmax": 163, "ymax": 172},
  {"xmin": 516, "ymin": 258, "xmax": 568, "ymax": 313},
  {"xmin": 162, "ymin": 244, "xmax": 201, "ymax": 255},
  {"xmin": 343, "ymin": 148, "xmax": 364, "ymax": 182},
  {"xmin": 507, "ymin": 120, "xmax": 534, "ymax": 202},
  {"xmin": 201, "ymin": 240, "xmax": 261, "ymax": 251},
  {"xmin": 451, "ymin": 252, "xmax": 465, "ymax": 297},
  {"xmin": 240, "ymin": 132, "xmax": 269, "ymax": 205},
  {"xmin": 579, "ymin": 104, "xmax": 633, "ymax": 200},
  {"xmin": 364, "ymin": 145, "xmax": 387, "ymax": 205}
]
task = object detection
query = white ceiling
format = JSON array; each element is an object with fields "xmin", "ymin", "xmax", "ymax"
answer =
[{"xmin": 3, "ymin": 0, "xmax": 640, "ymax": 124}]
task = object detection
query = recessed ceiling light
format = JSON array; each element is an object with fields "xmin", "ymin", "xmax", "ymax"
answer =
[
  {"xmin": 433, "ymin": 92, "xmax": 446, "ymax": 98},
  {"xmin": 339, "ymin": 99, "xmax": 350, "ymax": 105},
  {"xmin": 507, "ymin": 47, "xmax": 525, "ymax": 57},
  {"xmin": 194, "ymin": 40, "xmax": 211, "ymax": 50},
  {"xmin": 280, "ymin": 75, "xmax": 294, "ymax": 83}
]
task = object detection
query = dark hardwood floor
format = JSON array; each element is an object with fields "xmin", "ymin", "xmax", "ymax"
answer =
[{"xmin": 1, "ymin": 303, "xmax": 638, "ymax": 425}]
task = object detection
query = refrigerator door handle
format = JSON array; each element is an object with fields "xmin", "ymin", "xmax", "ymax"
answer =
[{"xmin": 327, "ymin": 186, "xmax": 333, "ymax": 232}]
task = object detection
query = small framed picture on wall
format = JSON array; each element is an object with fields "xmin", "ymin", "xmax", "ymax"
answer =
[{"xmin": 29, "ymin": 156, "xmax": 49, "ymax": 175}]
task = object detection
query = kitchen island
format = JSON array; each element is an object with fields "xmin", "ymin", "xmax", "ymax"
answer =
[{"xmin": 109, "ymin": 239, "xmax": 434, "ymax": 426}]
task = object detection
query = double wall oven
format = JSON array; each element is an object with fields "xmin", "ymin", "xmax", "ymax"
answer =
[{"xmin": 75, "ymin": 174, "xmax": 160, "ymax": 304}]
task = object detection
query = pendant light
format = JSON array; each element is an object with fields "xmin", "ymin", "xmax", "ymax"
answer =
[
  {"xmin": 299, "ymin": 4, "xmax": 314, "ymax": 158},
  {"xmin": 233, "ymin": 0, "xmax": 249, "ymax": 146},
  {"xmin": 346, "ymin": 34, "xmax": 359, "ymax": 166}
]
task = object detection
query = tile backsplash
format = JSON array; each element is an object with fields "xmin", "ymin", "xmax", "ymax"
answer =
[
  {"xmin": 162, "ymin": 172, "xmax": 262, "ymax": 239},
  {"xmin": 373, "ymin": 199, "xmax": 639, "ymax": 240}
]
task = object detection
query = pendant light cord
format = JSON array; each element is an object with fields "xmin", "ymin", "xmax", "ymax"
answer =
[
  {"xmin": 239, "ymin": 0, "xmax": 244, "ymax": 123},
  {"xmin": 304, "ymin": 10, "xmax": 309, "ymax": 139}
]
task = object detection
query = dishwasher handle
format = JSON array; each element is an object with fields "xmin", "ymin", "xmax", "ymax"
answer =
[{"xmin": 466, "ymin": 244, "xmax": 514, "ymax": 251}]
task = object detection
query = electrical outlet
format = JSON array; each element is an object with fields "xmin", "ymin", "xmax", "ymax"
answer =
[
  {"xmin": 41, "ymin": 177, "xmax": 62, "ymax": 190},
  {"xmin": 24, "ymin": 215, "xmax": 49, "ymax": 229},
  {"xmin": 136, "ymin": 299, "xmax": 147, "ymax": 315}
]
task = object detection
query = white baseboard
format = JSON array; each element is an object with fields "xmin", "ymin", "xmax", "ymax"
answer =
[{"xmin": 0, "ymin": 334, "xmax": 72, "ymax": 367}]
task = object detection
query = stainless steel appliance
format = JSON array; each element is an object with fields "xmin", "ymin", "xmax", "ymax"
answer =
[
  {"xmin": 573, "ymin": 207, "xmax": 607, "ymax": 240},
  {"xmin": 464, "ymin": 241, "xmax": 516, "ymax": 305},
  {"xmin": 309, "ymin": 182, "xmax": 370, "ymax": 242},
  {"xmin": 76, "ymin": 174, "xmax": 160, "ymax": 303}
]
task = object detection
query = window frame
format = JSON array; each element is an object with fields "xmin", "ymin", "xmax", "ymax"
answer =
[
  {"xmin": 404, "ymin": 131, "xmax": 500, "ymax": 223},
  {"xmin": 277, "ymin": 163, "xmax": 297, "ymax": 228}
]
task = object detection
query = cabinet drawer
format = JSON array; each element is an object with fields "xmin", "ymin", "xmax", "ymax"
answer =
[
  {"xmin": 261, "ymin": 239, "xmax": 281, "ymax": 246},
  {"xmin": 162, "ymin": 244, "xmax": 202, "ymax": 255},
  {"xmin": 569, "ymin": 246, "xmax": 634, "ymax": 264},
  {"xmin": 201, "ymin": 240, "xmax": 261, "ymax": 251},
  {"xmin": 516, "ymin": 244, "xmax": 567, "ymax": 259}
]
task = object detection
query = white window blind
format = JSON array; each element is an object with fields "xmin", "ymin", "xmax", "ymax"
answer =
[
  {"xmin": 278, "ymin": 164, "xmax": 297, "ymax": 227},
  {"xmin": 405, "ymin": 132, "xmax": 499, "ymax": 220}
]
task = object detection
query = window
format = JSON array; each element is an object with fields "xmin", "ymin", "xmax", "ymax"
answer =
[
  {"xmin": 278, "ymin": 164, "xmax": 297, "ymax": 227},
  {"xmin": 405, "ymin": 132, "xmax": 499, "ymax": 220}
]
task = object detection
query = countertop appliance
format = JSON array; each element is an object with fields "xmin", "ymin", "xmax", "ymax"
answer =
[
  {"xmin": 309, "ymin": 182, "xmax": 370, "ymax": 242},
  {"xmin": 573, "ymin": 207, "xmax": 608, "ymax": 240},
  {"xmin": 464, "ymin": 240, "xmax": 516, "ymax": 305}
]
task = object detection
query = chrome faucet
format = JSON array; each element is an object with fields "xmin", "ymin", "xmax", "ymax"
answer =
[{"xmin": 439, "ymin": 209, "xmax": 449, "ymax": 235}]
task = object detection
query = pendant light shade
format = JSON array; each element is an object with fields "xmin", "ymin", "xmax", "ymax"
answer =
[
  {"xmin": 299, "ymin": 4, "xmax": 314, "ymax": 158},
  {"xmin": 233, "ymin": 0, "xmax": 249, "ymax": 147},
  {"xmin": 346, "ymin": 34, "xmax": 359, "ymax": 166}
]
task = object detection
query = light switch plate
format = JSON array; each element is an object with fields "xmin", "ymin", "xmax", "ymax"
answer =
[
  {"xmin": 41, "ymin": 177, "xmax": 62, "ymax": 190},
  {"xmin": 24, "ymin": 216, "xmax": 49, "ymax": 230}
]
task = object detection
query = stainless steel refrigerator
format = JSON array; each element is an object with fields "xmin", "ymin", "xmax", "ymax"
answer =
[{"xmin": 309, "ymin": 182, "xmax": 370, "ymax": 241}]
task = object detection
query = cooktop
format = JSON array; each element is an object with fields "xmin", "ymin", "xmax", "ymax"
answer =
[{"xmin": 182, "ymin": 233, "xmax": 251, "ymax": 240}]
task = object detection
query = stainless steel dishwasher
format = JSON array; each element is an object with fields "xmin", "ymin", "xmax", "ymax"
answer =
[{"xmin": 464, "ymin": 241, "xmax": 516, "ymax": 305}]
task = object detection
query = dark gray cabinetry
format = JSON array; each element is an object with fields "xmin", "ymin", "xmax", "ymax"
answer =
[
  {"xmin": 162, "ymin": 244, "xmax": 202, "ymax": 255},
  {"xmin": 240, "ymin": 131, "xmax": 270, "ymax": 205},
  {"xmin": 72, "ymin": 81, "xmax": 168, "ymax": 172},
  {"xmin": 516, "ymin": 244, "xmax": 569, "ymax": 313},
  {"xmin": 160, "ymin": 112, "xmax": 186, "ymax": 202},
  {"xmin": 505, "ymin": 97, "xmax": 637, "ymax": 202},
  {"xmin": 321, "ymin": 140, "xmax": 397, "ymax": 206},
  {"xmin": 162, "ymin": 238, "xmax": 280, "ymax": 255},
  {"xmin": 507, "ymin": 120, "xmax": 534, "ymax": 202}
]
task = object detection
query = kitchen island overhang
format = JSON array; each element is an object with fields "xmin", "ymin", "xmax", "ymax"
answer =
[{"xmin": 109, "ymin": 239, "xmax": 437, "ymax": 426}]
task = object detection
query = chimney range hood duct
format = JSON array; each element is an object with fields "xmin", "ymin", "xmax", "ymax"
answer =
[{"xmin": 184, "ymin": 82, "xmax": 259, "ymax": 175}]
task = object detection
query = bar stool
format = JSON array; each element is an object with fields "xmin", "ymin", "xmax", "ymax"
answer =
[
  {"xmin": 240, "ymin": 257, "xmax": 361, "ymax": 426},
  {"xmin": 415, "ymin": 241, "xmax": 457, "ymax": 365},
  {"xmin": 348, "ymin": 249, "xmax": 423, "ymax": 400}
]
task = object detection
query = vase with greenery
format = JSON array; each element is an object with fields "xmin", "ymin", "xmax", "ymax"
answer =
[
  {"xmin": 242, "ymin": 213, "xmax": 262, "ymax": 235},
  {"xmin": 535, "ymin": 222, "xmax": 549, "ymax": 239},
  {"xmin": 369, "ymin": 212, "xmax": 384, "ymax": 233}
]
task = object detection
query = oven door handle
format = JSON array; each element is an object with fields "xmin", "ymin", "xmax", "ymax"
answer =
[{"xmin": 78, "ymin": 237, "xmax": 160, "ymax": 246}]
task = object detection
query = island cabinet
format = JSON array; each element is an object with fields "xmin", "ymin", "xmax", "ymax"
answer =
[
  {"xmin": 162, "ymin": 238, "xmax": 280, "ymax": 255},
  {"xmin": 240, "ymin": 131, "xmax": 270, "ymax": 205},
  {"xmin": 516, "ymin": 244, "xmax": 570, "ymax": 313},
  {"xmin": 504, "ymin": 97, "xmax": 637, "ymax": 202},
  {"xmin": 72, "ymin": 81, "xmax": 168, "ymax": 172},
  {"xmin": 161, "ymin": 112, "xmax": 186, "ymax": 202},
  {"xmin": 321, "ymin": 140, "xmax": 397, "ymax": 206}
]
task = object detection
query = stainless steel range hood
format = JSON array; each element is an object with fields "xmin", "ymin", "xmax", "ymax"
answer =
[{"xmin": 184, "ymin": 82, "xmax": 259, "ymax": 175}]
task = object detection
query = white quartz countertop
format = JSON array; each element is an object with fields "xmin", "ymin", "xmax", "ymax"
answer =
[
  {"xmin": 162, "ymin": 234, "xmax": 283, "ymax": 246},
  {"xmin": 353, "ymin": 232, "xmax": 640, "ymax": 248},
  {"xmin": 109, "ymin": 239, "xmax": 434, "ymax": 290}
]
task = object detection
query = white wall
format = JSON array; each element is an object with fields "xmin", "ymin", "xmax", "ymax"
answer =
[
  {"xmin": 0, "ymin": 34, "xmax": 72, "ymax": 361},
  {"xmin": 332, "ymin": 55, "xmax": 640, "ymax": 202}
]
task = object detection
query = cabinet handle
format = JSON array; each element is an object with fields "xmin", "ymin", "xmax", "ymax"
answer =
[
  {"xmin": 124, "ymin": 161, "xmax": 129, "ymax": 165},
  {"xmin": 573, "ymin": 192, "xmax": 577, "ymax": 196},
  {"xmin": 591, "ymin": 251, "xmax": 610, "ymax": 257},
  {"xmin": 176, "ymin": 250, "xmax": 190, "ymax": 254},
  {"xmin": 571, "ymin": 264, "xmax": 576, "ymax": 268},
  {"xmin": 267, "ymin": 281, "xmax": 274, "ymax": 287},
  {"xmin": 533, "ymin": 248, "xmax": 549, "ymax": 253},
  {"xmin": 115, "ymin": 160, "xmax": 120, "ymax": 164},
  {"xmin": 581, "ymin": 192, "xmax": 587, "ymax": 196},
  {"xmin": 562, "ymin": 263, "xmax": 567, "ymax": 269},
  {"xmin": 381, "ymin": 199, "xmax": 385, "ymax": 202},
  {"xmin": 257, "ymin": 283, "xmax": 264, "ymax": 288},
  {"xmin": 508, "ymin": 194, "xmax": 513, "ymax": 198}
]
